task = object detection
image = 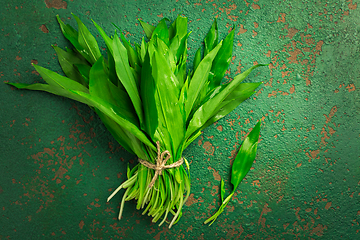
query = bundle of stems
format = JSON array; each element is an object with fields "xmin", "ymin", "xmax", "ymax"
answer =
[{"xmin": 7, "ymin": 14, "xmax": 266, "ymax": 228}]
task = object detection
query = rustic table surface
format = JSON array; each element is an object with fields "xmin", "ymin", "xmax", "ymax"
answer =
[{"xmin": 1, "ymin": 0, "xmax": 359, "ymax": 239}]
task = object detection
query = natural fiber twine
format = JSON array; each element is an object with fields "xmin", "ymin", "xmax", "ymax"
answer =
[{"xmin": 139, "ymin": 141, "xmax": 183, "ymax": 189}]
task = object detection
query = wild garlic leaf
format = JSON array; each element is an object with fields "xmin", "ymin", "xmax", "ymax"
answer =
[
  {"xmin": 220, "ymin": 178, "xmax": 225, "ymax": 203},
  {"xmin": 200, "ymin": 82, "xmax": 263, "ymax": 130},
  {"xmin": 139, "ymin": 20, "xmax": 155, "ymax": 40},
  {"xmin": 231, "ymin": 120, "xmax": 261, "ymax": 191},
  {"xmin": 112, "ymin": 32, "xmax": 144, "ymax": 123},
  {"xmin": 204, "ymin": 19, "xmax": 218, "ymax": 57},
  {"xmin": 186, "ymin": 64, "xmax": 265, "ymax": 140},
  {"xmin": 151, "ymin": 19, "xmax": 169, "ymax": 46},
  {"xmin": 208, "ymin": 28, "xmax": 235, "ymax": 90},
  {"xmin": 72, "ymin": 14, "xmax": 102, "ymax": 64},
  {"xmin": 186, "ymin": 42, "xmax": 222, "ymax": 119},
  {"xmin": 53, "ymin": 46, "xmax": 88, "ymax": 86},
  {"xmin": 32, "ymin": 64, "xmax": 89, "ymax": 93}
]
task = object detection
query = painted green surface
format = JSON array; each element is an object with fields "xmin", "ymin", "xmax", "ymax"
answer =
[{"xmin": 1, "ymin": 0, "xmax": 359, "ymax": 239}]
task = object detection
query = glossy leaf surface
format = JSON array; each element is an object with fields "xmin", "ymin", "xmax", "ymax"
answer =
[
  {"xmin": 72, "ymin": 14, "xmax": 101, "ymax": 64},
  {"xmin": 231, "ymin": 120, "xmax": 261, "ymax": 190}
]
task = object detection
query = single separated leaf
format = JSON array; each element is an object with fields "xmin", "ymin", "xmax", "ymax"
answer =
[
  {"xmin": 220, "ymin": 178, "xmax": 225, "ymax": 203},
  {"xmin": 231, "ymin": 120, "xmax": 261, "ymax": 191},
  {"xmin": 204, "ymin": 121, "xmax": 261, "ymax": 225}
]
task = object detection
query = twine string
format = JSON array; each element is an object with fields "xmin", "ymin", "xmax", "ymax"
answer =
[{"xmin": 138, "ymin": 141, "xmax": 183, "ymax": 189}]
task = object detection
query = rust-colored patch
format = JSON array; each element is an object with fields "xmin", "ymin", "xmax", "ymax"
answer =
[
  {"xmin": 284, "ymin": 25, "xmax": 299, "ymax": 39},
  {"xmin": 216, "ymin": 125, "xmax": 223, "ymax": 132},
  {"xmin": 328, "ymin": 126, "xmax": 336, "ymax": 136},
  {"xmin": 324, "ymin": 106, "xmax": 338, "ymax": 123},
  {"xmin": 203, "ymin": 141, "xmax": 214, "ymax": 155},
  {"xmin": 289, "ymin": 85, "xmax": 295, "ymax": 94},
  {"xmin": 237, "ymin": 24, "xmax": 247, "ymax": 35},
  {"xmin": 40, "ymin": 24, "xmax": 49, "ymax": 33},
  {"xmin": 346, "ymin": 83, "xmax": 356, "ymax": 92},
  {"xmin": 310, "ymin": 149, "xmax": 320, "ymax": 160},
  {"xmin": 277, "ymin": 13, "xmax": 286, "ymax": 23},
  {"xmin": 325, "ymin": 201, "xmax": 332, "ymax": 210},
  {"xmin": 79, "ymin": 220, "xmax": 84, "ymax": 229},
  {"xmin": 311, "ymin": 224, "xmax": 327, "ymax": 236},
  {"xmin": 258, "ymin": 203, "xmax": 272, "ymax": 227},
  {"xmin": 185, "ymin": 193, "xmax": 198, "ymax": 206},
  {"xmin": 287, "ymin": 48, "xmax": 302, "ymax": 64},
  {"xmin": 44, "ymin": 0, "xmax": 67, "ymax": 9},
  {"xmin": 254, "ymin": 22, "xmax": 259, "ymax": 28},
  {"xmin": 16, "ymin": 56, "xmax": 22, "ymax": 61},
  {"xmin": 207, "ymin": 166, "xmax": 221, "ymax": 181},
  {"xmin": 251, "ymin": 3, "xmax": 260, "ymax": 9},
  {"xmin": 31, "ymin": 59, "xmax": 38, "ymax": 65},
  {"xmin": 252, "ymin": 30, "xmax": 258, "ymax": 37},
  {"xmin": 348, "ymin": 0, "xmax": 358, "ymax": 10},
  {"xmin": 265, "ymin": 50, "xmax": 271, "ymax": 58},
  {"xmin": 316, "ymin": 40, "xmax": 324, "ymax": 51}
]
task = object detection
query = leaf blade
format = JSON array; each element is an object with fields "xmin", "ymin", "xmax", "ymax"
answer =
[
  {"xmin": 112, "ymin": 32, "xmax": 144, "ymax": 123},
  {"xmin": 230, "ymin": 120, "xmax": 261, "ymax": 191}
]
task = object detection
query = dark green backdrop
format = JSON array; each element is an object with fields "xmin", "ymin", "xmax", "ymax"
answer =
[{"xmin": 1, "ymin": 0, "xmax": 359, "ymax": 239}]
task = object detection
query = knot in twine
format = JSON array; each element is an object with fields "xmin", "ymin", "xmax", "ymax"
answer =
[{"xmin": 139, "ymin": 141, "xmax": 183, "ymax": 189}]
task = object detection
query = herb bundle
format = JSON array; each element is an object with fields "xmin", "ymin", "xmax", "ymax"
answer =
[{"xmin": 7, "ymin": 14, "xmax": 265, "ymax": 227}]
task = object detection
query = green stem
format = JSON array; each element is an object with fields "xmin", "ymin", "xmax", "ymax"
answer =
[{"xmin": 204, "ymin": 191, "xmax": 234, "ymax": 225}]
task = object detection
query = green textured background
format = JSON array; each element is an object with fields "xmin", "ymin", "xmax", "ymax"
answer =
[{"xmin": 1, "ymin": 0, "xmax": 359, "ymax": 239}]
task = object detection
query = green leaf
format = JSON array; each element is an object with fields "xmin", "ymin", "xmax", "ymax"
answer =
[
  {"xmin": 112, "ymin": 32, "xmax": 143, "ymax": 123},
  {"xmin": 56, "ymin": 15, "xmax": 85, "ymax": 54},
  {"xmin": 74, "ymin": 64, "xmax": 91, "ymax": 85},
  {"xmin": 120, "ymin": 32, "xmax": 141, "ymax": 69},
  {"xmin": 185, "ymin": 42, "xmax": 223, "ymax": 119},
  {"xmin": 220, "ymin": 178, "xmax": 225, "ymax": 203},
  {"xmin": 139, "ymin": 20, "xmax": 155, "ymax": 39},
  {"xmin": 208, "ymin": 28, "xmax": 235, "ymax": 89},
  {"xmin": 93, "ymin": 20, "xmax": 113, "ymax": 53},
  {"xmin": 169, "ymin": 16, "xmax": 189, "ymax": 63},
  {"xmin": 7, "ymin": 82, "xmax": 155, "ymax": 151},
  {"xmin": 72, "ymin": 14, "xmax": 102, "ymax": 64},
  {"xmin": 140, "ymin": 51, "xmax": 158, "ymax": 139},
  {"xmin": 127, "ymin": 163, "xmax": 131, "ymax": 178},
  {"xmin": 204, "ymin": 19, "xmax": 218, "ymax": 57},
  {"xmin": 200, "ymin": 82, "xmax": 262, "ymax": 130},
  {"xmin": 89, "ymin": 56, "xmax": 138, "ymax": 124},
  {"xmin": 152, "ymin": 19, "xmax": 169, "ymax": 46},
  {"xmin": 231, "ymin": 120, "xmax": 261, "ymax": 191},
  {"xmin": 32, "ymin": 64, "xmax": 89, "ymax": 93},
  {"xmin": 140, "ymin": 37, "xmax": 147, "ymax": 63},
  {"xmin": 193, "ymin": 47, "xmax": 202, "ymax": 72},
  {"xmin": 204, "ymin": 121, "xmax": 261, "ymax": 225},
  {"xmin": 186, "ymin": 64, "xmax": 266, "ymax": 139},
  {"xmin": 152, "ymin": 49, "xmax": 185, "ymax": 158},
  {"xmin": 53, "ymin": 46, "xmax": 89, "ymax": 86}
]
